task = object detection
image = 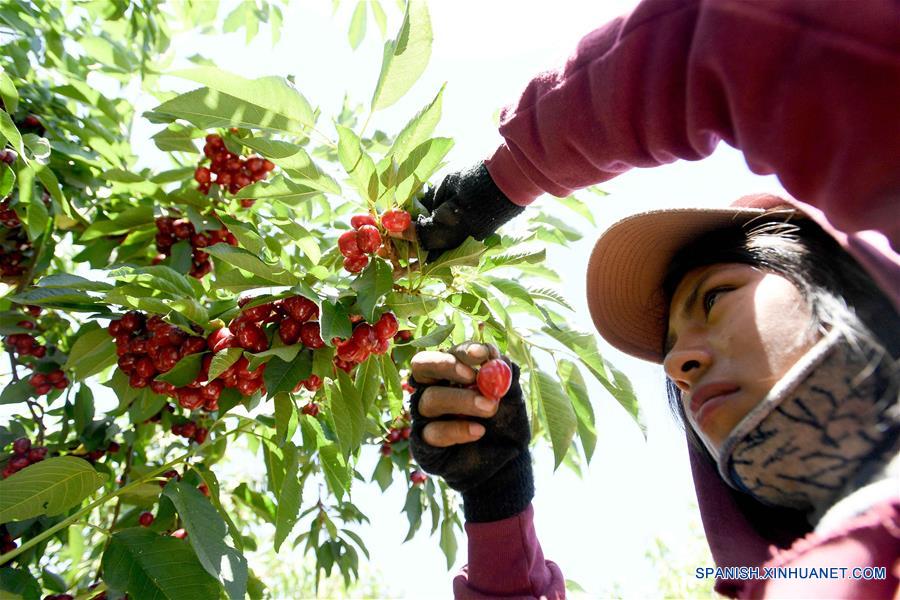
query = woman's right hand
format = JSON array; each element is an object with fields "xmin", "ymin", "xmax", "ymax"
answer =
[{"xmin": 409, "ymin": 342, "xmax": 535, "ymax": 522}]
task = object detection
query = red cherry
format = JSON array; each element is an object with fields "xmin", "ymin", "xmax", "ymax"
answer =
[
  {"xmin": 279, "ymin": 318, "xmax": 302, "ymax": 345},
  {"xmin": 338, "ymin": 230, "xmax": 363, "ymax": 258},
  {"xmin": 282, "ymin": 296, "xmax": 318, "ymax": 322},
  {"xmin": 120, "ymin": 311, "xmax": 144, "ymax": 334},
  {"xmin": 372, "ymin": 338, "xmax": 390, "ymax": 355},
  {"xmin": 180, "ymin": 422, "xmax": 197, "ymax": 439},
  {"xmin": 381, "ymin": 209, "xmax": 411, "ymax": 233},
  {"xmin": 201, "ymin": 380, "xmax": 223, "ymax": 402},
  {"xmin": 48, "ymin": 370, "xmax": 65, "ymax": 384},
  {"xmin": 194, "ymin": 167, "xmax": 211, "ymax": 184},
  {"xmin": 9, "ymin": 456, "xmax": 29, "ymax": 471},
  {"xmin": 198, "ymin": 483, "xmax": 210, "ymax": 497},
  {"xmin": 246, "ymin": 157, "xmax": 265, "ymax": 173},
  {"xmin": 177, "ymin": 388, "xmax": 204, "ymax": 410},
  {"xmin": 343, "ymin": 254, "xmax": 368, "ymax": 273},
  {"xmin": 350, "ymin": 214, "xmax": 377, "ymax": 229},
  {"xmin": 304, "ymin": 374, "xmax": 322, "ymax": 392},
  {"xmin": 401, "ymin": 426, "xmax": 411, "ymax": 440},
  {"xmin": 170, "ymin": 528, "xmax": 187, "ymax": 539},
  {"xmin": 173, "ymin": 219, "xmax": 194, "ymax": 240},
  {"xmin": 411, "ymin": 469, "xmax": 427, "ymax": 485},
  {"xmin": 236, "ymin": 377, "xmax": 262, "ymax": 396},
  {"xmin": 27, "ymin": 446, "xmax": 48, "ymax": 462},
  {"xmin": 351, "ymin": 323, "xmax": 378, "ymax": 352},
  {"xmin": 261, "ymin": 159, "xmax": 275, "ymax": 172},
  {"xmin": 356, "ymin": 225, "xmax": 382, "ymax": 254},
  {"xmin": 181, "ymin": 336, "xmax": 208, "ymax": 357},
  {"xmin": 138, "ymin": 512, "xmax": 154, "ymax": 527},
  {"xmin": 336, "ymin": 338, "xmax": 363, "ymax": 362},
  {"xmin": 29, "ymin": 373, "xmax": 48, "ymax": 387},
  {"xmin": 16, "ymin": 320, "xmax": 34, "ymax": 330},
  {"xmin": 208, "ymin": 328, "xmax": 236, "ymax": 353},
  {"xmin": 193, "ymin": 427, "xmax": 208, "ymax": 444},
  {"xmin": 153, "ymin": 346, "xmax": 180, "ymax": 373},
  {"xmin": 150, "ymin": 380, "xmax": 175, "ymax": 396},
  {"xmin": 135, "ymin": 357, "xmax": 156, "ymax": 379},
  {"xmin": 380, "ymin": 443, "xmax": 392, "ymax": 456},
  {"xmin": 12, "ymin": 437, "xmax": 30, "ymax": 455},
  {"xmin": 155, "ymin": 216, "xmax": 175, "ymax": 235},
  {"xmin": 476, "ymin": 359, "xmax": 512, "ymax": 401},
  {"xmin": 236, "ymin": 323, "xmax": 268, "ymax": 353},
  {"xmin": 53, "ymin": 378, "xmax": 68, "ymax": 390},
  {"xmin": 387, "ymin": 428, "xmax": 402, "ymax": 443},
  {"xmin": 299, "ymin": 322, "xmax": 324, "ymax": 349},
  {"xmin": 129, "ymin": 374, "xmax": 150, "ymax": 389},
  {"xmin": 375, "ymin": 313, "xmax": 398, "ymax": 341}
]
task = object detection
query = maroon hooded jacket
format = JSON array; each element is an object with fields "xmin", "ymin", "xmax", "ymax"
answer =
[{"xmin": 455, "ymin": 0, "xmax": 900, "ymax": 597}]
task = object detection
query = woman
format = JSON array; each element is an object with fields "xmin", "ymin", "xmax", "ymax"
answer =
[
  {"xmin": 404, "ymin": 0, "xmax": 900, "ymax": 596},
  {"xmin": 409, "ymin": 196, "xmax": 899, "ymax": 598}
]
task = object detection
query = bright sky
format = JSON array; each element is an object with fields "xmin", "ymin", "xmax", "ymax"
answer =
[{"xmin": 21, "ymin": 0, "xmax": 791, "ymax": 597}]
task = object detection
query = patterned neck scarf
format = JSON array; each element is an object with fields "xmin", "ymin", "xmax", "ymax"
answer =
[{"xmin": 714, "ymin": 329, "xmax": 900, "ymax": 521}]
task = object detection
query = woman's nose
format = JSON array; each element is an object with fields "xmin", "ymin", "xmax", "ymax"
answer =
[{"xmin": 663, "ymin": 343, "xmax": 712, "ymax": 392}]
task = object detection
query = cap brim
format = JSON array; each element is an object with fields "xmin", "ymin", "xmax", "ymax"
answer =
[{"xmin": 586, "ymin": 207, "xmax": 785, "ymax": 363}]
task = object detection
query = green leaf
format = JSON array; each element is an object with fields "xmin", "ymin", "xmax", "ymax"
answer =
[
  {"xmin": 64, "ymin": 327, "xmax": 117, "ymax": 381},
  {"xmin": 0, "ymin": 567, "xmax": 40, "ymax": 600},
  {"xmin": 395, "ymin": 137, "xmax": 454, "ymax": 201},
  {"xmin": 155, "ymin": 352, "xmax": 204, "ymax": 387},
  {"xmin": 171, "ymin": 67, "xmax": 315, "ymax": 130},
  {"xmin": 206, "ymin": 243, "xmax": 299, "ymax": 286},
  {"xmin": 371, "ymin": 0, "xmax": 432, "ymax": 111},
  {"xmin": 439, "ymin": 517, "xmax": 458, "ymax": 570},
  {"xmin": 246, "ymin": 342, "xmax": 300, "ymax": 372},
  {"xmin": 389, "ymin": 84, "xmax": 444, "ymax": 163},
  {"xmin": 318, "ymin": 443, "xmax": 350, "ymax": 501},
  {"xmin": 528, "ymin": 287, "xmax": 573, "ymax": 311},
  {"xmin": 0, "ymin": 456, "xmax": 106, "ymax": 523},
  {"xmin": 151, "ymin": 123, "xmax": 201, "ymax": 152},
  {"xmin": 379, "ymin": 353, "xmax": 403, "ymax": 418},
  {"xmin": 481, "ymin": 249, "xmax": 546, "ymax": 272},
  {"xmin": 236, "ymin": 137, "xmax": 340, "ymax": 194},
  {"xmin": 209, "ymin": 348, "xmax": 244, "ymax": 381},
  {"xmin": 273, "ymin": 393, "xmax": 294, "ymax": 445},
  {"xmin": 350, "ymin": 258, "xmax": 393, "ymax": 322},
  {"xmin": 36, "ymin": 273, "xmax": 113, "ymax": 292},
  {"xmin": 348, "ymin": 0, "xmax": 367, "ymax": 49},
  {"xmin": 128, "ymin": 389, "xmax": 167, "ymax": 424},
  {"xmin": 263, "ymin": 352, "xmax": 312, "ymax": 397},
  {"xmin": 319, "ymin": 300, "xmax": 352, "ymax": 346},
  {"xmin": 542, "ymin": 326, "xmax": 643, "ymax": 431},
  {"xmin": 0, "ymin": 380, "xmax": 31, "ymax": 406},
  {"xmin": 409, "ymin": 323, "xmax": 454, "ymax": 348},
  {"xmin": 0, "ymin": 164, "xmax": 14, "ymax": 198},
  {"xmin": 557, "ymin": 359, "xmax": 597, "ymax": 463},
  {"xmin": 274, "ymin": 443, "xmax": 302, "ymax": 552},
  {"xmin": 235, "ymin": 174, "xmax": 323, "ymax": 206},
  {"xmin": 0, "ymin": 70, "xmax": 19, "ymax": 114},
  {"xmin": 101, "ymin": 529, "xmax": 221, "ymax": 599},
  {"xmin": 0, "ymin": 110, "xmax": 23, "ymax": 157},
  {"xmin": 73, "ymin": 386, "xmax": 95, "ymax": 435},
  {"xmin": 80, "ymin": 205, "xmax": 153, "ymax": 241},
  {"xmin": 384, "ymin": 292, "xmax": 438, "ymax": 320},
  {"xmin": 533, "ymin": 370, "xmax": 577, "ymax": 470},
  {"xmin": 336, "ymin": 125, "xmax": 378, "ymax": 203},
  {"xmin": 162, "ymin": 482, "xmax": 248, "ymax": 600},
  {"xmin": 331, "ymin": 370, "xmax": 366, "ymax": 457},
  {"xmin": 424, "ymin": 238, "xmax": 486, "ymax": 276},
  {"xmin": 371, "ymin": 455, "xmax": 393, "ymax": 492}
]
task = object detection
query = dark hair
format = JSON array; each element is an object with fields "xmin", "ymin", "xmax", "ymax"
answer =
[{"xmin": 661, "ymin": 212, "xmax": 900, "ymax": 453}]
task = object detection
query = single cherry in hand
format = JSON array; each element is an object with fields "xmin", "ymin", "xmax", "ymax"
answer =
[{"xmin": 476, "ymin": 359, "xmax": 512, "ymax": 401}]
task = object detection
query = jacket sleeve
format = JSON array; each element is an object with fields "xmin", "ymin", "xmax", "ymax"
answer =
[
  {"xmin": 484, "ymin": 0, "xmax": 900, "ymax": 240},
  {"xmin": 453, "ymin": 504, "xmax": 566, "ymax": 600}
]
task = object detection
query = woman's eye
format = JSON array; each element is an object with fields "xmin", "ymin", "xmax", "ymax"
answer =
[{"xmin": 703, "ymin": 287, "xmax": 732, "ymax": 314}]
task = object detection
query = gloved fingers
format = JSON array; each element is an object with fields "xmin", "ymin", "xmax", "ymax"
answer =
[
  {"xmin": 419, "ymin": 386, "xmax": 500, "ymax": 419},
  {"xmin": 449, "ymin": 342, "xmax": 500, "ymax": 367},
  {"xmin": 418, "ymin": 185, "xmax": 437, "ymax": 212},
  {"xmin": 422, "ymin": 420, "xmax": 486, "ymax": 447},
  {"xmin": 411, "ymin": 350, "xmax": 476, "ymax": 385}
]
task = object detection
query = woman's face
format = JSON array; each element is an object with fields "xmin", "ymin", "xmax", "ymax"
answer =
[{"xmin": 663, "ymin": 263, "xmax": 820, "ymax": 454}]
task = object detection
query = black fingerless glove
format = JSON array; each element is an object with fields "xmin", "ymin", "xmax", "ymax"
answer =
[
  {"xmin": 415, "ymin": 162, "xmax": 525, "ymax": 262},
  {"xmin": 409, "ymin": 362, "xmax": 534, "ymax": 523}
]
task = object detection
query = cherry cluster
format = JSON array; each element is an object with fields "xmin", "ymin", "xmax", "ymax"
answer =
[
  {"xmin": 2, "ymin": 437, "xmax": 48, "ymax": 479},
  {"xmin": 333, "ymin": 312, "xmax": 399, "ymax": 373},
  {"xmin": 195, "ymin": 133, "xmax": 274, "ymax": 206},
  {"xmin": 0, "ymin": 199, "xmax": 32, "ymax": 278},
  {"xmin": 108, "ymin": 312, "xmax": 216, "ymax": 407},
  {"xmin": 300, "ymin": 401, "xmax": 320, "ymax": 417},
  {"xmin": 379, "ymin": 411, "xmax": 412, "ymax": 456},
  {"xmin": 29, "ymin": 368, "xmax": 68, "ymax": 396},
  {"xmin": 171, "ymin": 419, "xmax": 209, "ymax": 444},
  {"xmin": 338, "ymin": 210, "xmax": 412, "ymax": 273},
  {"xmin": 153, "ymin": 216, "xmax": 238, "ymax": 279}
]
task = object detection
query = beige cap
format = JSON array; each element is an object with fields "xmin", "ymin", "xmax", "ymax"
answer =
[{"xmin": 585, "ymin": 194, "xmax": 796, "ymax": 363}]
